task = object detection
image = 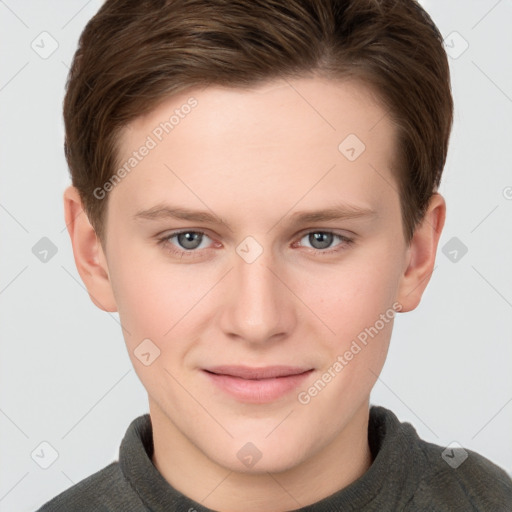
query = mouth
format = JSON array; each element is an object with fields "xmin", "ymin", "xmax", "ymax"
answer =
[{"xmin": 202, "ymin": 365, "xmax": 314, "ymax": 403}]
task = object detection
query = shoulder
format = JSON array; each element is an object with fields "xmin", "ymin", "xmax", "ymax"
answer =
[
  {"xmin": 369, "ymin": 406, "xmax": 512, "ymax": 510},
  {"xmin": 412, "ymin": 437, "xmax": 512, "ymax": 510},
  {"xmin": 35, "ymin": 461, "xmax": 145, "ymax": 512}
]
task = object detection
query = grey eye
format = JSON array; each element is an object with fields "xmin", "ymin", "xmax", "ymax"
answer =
[
  {"xmin": 175, "ymin": 232, "xmax": 204, "ymax": 250},
  {"xmin": 304, "ymin": 232, "xmax": 335, "ymax": 250}
]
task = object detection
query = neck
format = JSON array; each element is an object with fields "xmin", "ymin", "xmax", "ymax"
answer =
[{"xmin": 150, "ymin": 401, "xmax": 373, "ymax": 512}]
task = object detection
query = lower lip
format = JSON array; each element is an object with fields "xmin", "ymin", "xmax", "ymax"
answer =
[{"xmin": 203, "ymin": 370, "xmax": 313, "ymax": 403}]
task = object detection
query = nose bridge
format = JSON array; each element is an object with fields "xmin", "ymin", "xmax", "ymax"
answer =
[{"xmin": 220, "ymin": 237, "xmax": 295, "ymax": 343}]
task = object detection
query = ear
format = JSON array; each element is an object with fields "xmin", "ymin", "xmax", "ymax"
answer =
[
  {"xmin": 396, "ymin": 192, "xmax": 446, "ymax": 312},
  {"xmin": 63, "ymin": 185, "xmax": 118, "ymax": 312}
]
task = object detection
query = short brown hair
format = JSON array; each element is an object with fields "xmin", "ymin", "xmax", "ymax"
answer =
[{"xmin": 63, "ymin": 0, "xmax": 453, "ymax": 245}]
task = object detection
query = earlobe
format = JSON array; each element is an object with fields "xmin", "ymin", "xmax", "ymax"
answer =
[
  {"xmin": 396, "ymin": 193, "xmax": 446, "ymax": 312},
  {"xmin": 63, "ymin": 185, "xmax": 118, "ymax": 312}
]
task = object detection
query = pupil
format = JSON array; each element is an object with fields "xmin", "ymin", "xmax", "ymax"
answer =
[
  {"xmin": 179, "ymin": 232, "xmax": 201, "ymax": 249},
  {"xmin": 176, "ymin": 232, "xmax": 333, "ymax": 251},
  {"xmin": 311, "ymin": 232, "xmax": 332, "ymax": 249}
]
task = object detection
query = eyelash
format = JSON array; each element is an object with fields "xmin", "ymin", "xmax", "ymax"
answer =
[{"xmin": 156, "ymin": 229, "xmax": 355, "ymax": 259}]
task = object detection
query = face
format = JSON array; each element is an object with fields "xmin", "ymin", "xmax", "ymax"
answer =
[{"xmin": 100, "ymin": 76, "xmax": 411, "ymax": 473}]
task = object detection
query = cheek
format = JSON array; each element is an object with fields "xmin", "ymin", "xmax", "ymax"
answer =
[
  {"xmin": 297, "ymin": 267, "xmax": 397, "ymax": 421},
  {"xmin": 109, "ymin": 260, "xmax": 201, "ymax": 397},
  {"xmin": 110, "ymin": 251, "xmax": 214, "ymax": 365},
  {"xmin": 112, "ymin": 273, "xmax": 168, "ymax": 339},
  {"xmin": 109, "ymin": 232, "xmax": 402, "ymax": 358},
  {"xmin": 297, "ymin": 251, "xmax": 401, "ymax": 344}
]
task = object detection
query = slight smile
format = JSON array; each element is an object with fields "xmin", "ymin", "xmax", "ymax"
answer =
[{"xmin": 202, "ymin": 365, "xmax": 314, "ymax": 403}]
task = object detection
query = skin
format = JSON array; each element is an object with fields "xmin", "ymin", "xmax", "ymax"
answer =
[{"xmin": 64, "ymin": 76, "xmax": 445, "ymax": 511}]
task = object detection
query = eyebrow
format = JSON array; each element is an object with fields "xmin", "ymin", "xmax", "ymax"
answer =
[{"xmin": 133, "ymin": 203, "xmax": 377, "ymax": 228}]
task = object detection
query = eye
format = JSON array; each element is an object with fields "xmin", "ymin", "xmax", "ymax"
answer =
[
  {"xmin": 172, "ymin": 231, "xmax": 209, "ymax": 250},
  {"xmin": 157, "ymin": 229, "xmax": 354, "ymax": 259},
  {"xmin": 159, "ymin": 230, "xmax": 212, "ymax": 256},
  {"xmin": 296, "ymin": 231, "xmax": 354, "ymax": 254}
]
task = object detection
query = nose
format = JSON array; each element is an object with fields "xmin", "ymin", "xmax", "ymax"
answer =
[{"xmin": 218, "ymin": 243, "xmax": 298, "ymax": 345}]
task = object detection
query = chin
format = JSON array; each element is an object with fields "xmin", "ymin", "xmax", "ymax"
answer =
[
  {"xmin": 203, "ymin": 435, "xmax": 313, "ymax": 475},
  {"xmin": 230, "ymin": 453, "xmax": 305, "ymax": 475}
]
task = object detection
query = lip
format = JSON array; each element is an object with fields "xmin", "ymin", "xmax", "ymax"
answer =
[{"xmin": 203, "ymin": 365, "xmax": 314, "ymax": 403}]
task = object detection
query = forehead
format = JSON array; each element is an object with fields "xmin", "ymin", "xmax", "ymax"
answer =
[
  {"xmin": 112, "ymin": 76, "xmax": 399, "ymax": 225},
  {"xmin": 126, "ymin": 76, "xmax": 391, "ymax": 145}
]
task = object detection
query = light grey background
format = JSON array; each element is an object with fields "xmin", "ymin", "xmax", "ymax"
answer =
[{"xmin": 1, "ymin": 1, "xmax": 511, "ymax": 510}]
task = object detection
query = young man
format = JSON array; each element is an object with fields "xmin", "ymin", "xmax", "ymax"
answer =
[{"xmin": 39, "ymin": 0, "xmax": 512, "ymax": 510}]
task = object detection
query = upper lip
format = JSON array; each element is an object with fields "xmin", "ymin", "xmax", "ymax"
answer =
[{"xmin": 204, "ymin": 365, "xmax": 313, "ymax": 380}]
